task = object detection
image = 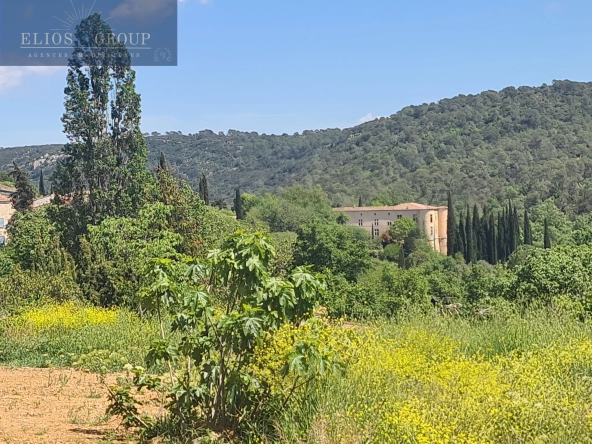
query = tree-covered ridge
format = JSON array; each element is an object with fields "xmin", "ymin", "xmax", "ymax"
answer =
[{"xmin": 5, "ymin": 80, "xmax": 592, "ymax": 210}]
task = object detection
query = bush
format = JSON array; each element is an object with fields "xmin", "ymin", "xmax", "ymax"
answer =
[
  {"xmin": 296, "ymin": 222, "xmax": 371, "ymax": 282},
  {"xmin": 107, "ymin": 230, "xmax": 343, "ymax": 441},
  {"xmin": 0, "ymin": 266, "xmax": 81, "ymax": 316}
]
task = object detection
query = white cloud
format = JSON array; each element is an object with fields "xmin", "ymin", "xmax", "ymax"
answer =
[
  {"xmin": 359, "ymin": 113, "xmax": 376, "ymax": 124},
  {"xmin": 0, "ymin": 68, "xmax": 24, "ymax": 92},
  {"xmin": 0, "ymin": 66, "xmax": 65, "ymax": 94},
  {"xmin": 111, "ymin": 0, "xmax": 176, "ymax": 20}
]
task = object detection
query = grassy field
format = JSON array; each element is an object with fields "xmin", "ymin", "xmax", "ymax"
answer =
[
  {"xmin": 0, "ymin": 302, "xmax": 160, "ymax": 372},
  {"xmin": 285, "ymin": 309, "xmax": 592, "ymax": 444},
  {"xmin": 2, "ymin": 303, "xmax": 592, "ymax": 443}
]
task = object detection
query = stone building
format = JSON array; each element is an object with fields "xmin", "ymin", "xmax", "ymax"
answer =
[{"xmin": 332, "ymin": 202, "xmax": 448, "ymax": 254}]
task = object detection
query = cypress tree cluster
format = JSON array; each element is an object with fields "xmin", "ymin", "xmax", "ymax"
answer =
[{"xmin": 448, "ymin": 197, "xmax": 527, "ymax": 264}]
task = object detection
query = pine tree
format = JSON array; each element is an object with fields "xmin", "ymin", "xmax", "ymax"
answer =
[
  {"xmin": 38, "ymin": 169, "xmax": 46, "ymax": 196},
  {"xmin": 358, "ymin": 196, "xmax": 363, "ymax": 207},
  {"xmin": 199, "ymin": 173, "xmax": 210, "ymax": 205},
  {"xmin": 10, "ymin": 162, "xmax": 35, "ymax": 213},
  {"xmin": 234, "ymin": 188, "xmax": 244, "ymax": 220},
  {"xmin": 544, "ymin": 218, "xmax": 551, "ymax": 249},
  {"xmin": 523, "ymin": 209, "xmax": 532, "ymax": 245},
  {"xmin": 446, "ymin": 191, "xmax": 456, "ymax": 256}
]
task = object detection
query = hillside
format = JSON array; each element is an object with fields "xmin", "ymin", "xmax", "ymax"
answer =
[{"xmin": 4, "ymin": 79, "xmax": 592, "ymax": 212}]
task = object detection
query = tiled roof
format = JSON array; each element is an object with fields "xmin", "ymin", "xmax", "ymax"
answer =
[
  {"xmin": 32, "ymin": 195, "xmax": 54, "ymax": 208},
  {"xmin": 0, "ymin": 195, "xmax": 11, "ymax": 202},
  {"xmin": 333, "ymin": 203, "xmax": 446, "ymax": 212},
  {"xmin": 0, "ymin": 184, "xmax": 16, "ymax": 192}
]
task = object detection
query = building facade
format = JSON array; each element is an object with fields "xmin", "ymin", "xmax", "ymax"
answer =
[
  {"xmin": 332, "ymin": 203, "xmax": 448, "ymax": 254},
  {"xmin": 0, "ymin": 195, "xmax": 16, "ymax": 246}
]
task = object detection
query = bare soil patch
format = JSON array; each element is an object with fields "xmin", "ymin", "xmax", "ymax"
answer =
[{"xmin": 0, "ymin": 367, "xmax": 135, "ymax": 444}]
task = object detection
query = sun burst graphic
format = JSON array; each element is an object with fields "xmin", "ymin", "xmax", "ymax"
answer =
[{"xmin": 51, "ymin": 0, "xmax": 112, "ymax": 31}]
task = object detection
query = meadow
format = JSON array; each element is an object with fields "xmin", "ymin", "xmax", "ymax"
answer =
[
  {"xmin": 2, "ymin": 303, "xmax": 592, "ymax": 443},
  {"xmin": 0, "ymin": 302, "xmax": 160, "ymax": 372},
  {"xmin": 289, "ymin": 309, "xmax": 592, "ymax": 444}
]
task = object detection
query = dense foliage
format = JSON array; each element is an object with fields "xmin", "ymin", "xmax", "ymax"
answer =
[{"xmin": 7, "ymin": 80, "xmax": 592, "ymax": 210}]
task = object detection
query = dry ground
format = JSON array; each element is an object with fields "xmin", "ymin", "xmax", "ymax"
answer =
[{"xmin": 0, "ymin": 367, "xmax": 141, "ymax": 444}]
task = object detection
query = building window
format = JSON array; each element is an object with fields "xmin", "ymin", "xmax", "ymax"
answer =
[
  {"xmin": 374, "ymin": 213, "xmax": 377, "ymax": 216},
  {"xmin": 374, "ymin": 219, "xmax": 379, "ymax": 226},
  {"xmin": 0, "ymin": 236, "xmax": 5, "ymax": 246},
  {"xmin": 387, "ymin": 221, "xmax": 392, "ymax": 226},
  {"xmin": 430, "ymin": 215, "xmax": 433, "ymax": 223},
  {"xmin": 397, "ymin": 215, "xmax": 402, "ymax": 219},
  {"xmin": 430, "ymin": 227, "xmax": 434, "ymax": 237},
  {"xmin": 0, "ymin": 218, "xmax": 4, "ymax": 228},
  {"xmin": 413, "ymin": 214, "xmax": 418, "ymax": 222},
  {"xmin": 358, "ymin": 219, "xmax": 363, "ymax": 226},
  {"xmin": 388, "ymin": 213, "xmax": 391, "ymax": 215},
  {"xmin": 374, "ymin": 229, "xmax": 379, "ymax": 237}
]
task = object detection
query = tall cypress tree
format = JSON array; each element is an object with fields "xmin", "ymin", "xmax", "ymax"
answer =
[
  {"xmin": 544, "ymin": 218, "xmax": 551, "ymax": 249},
  {"xmin": 358, "ymin": 196, "xmax": 363, "ymax": 207},
  {"xmin": 513, "ymin": 206, "xmax": 521, "ymax": 249},
  {"xmin": 398, "ymin": 246, "xmax": 406, "ymax": 268},
  {"xmin": 159, "ymin": 151, "xmax": 168, "ymax": 171},
  {"xmin": 446, "ymin": 192, "xmax": 457, "ymax": 256},
  {"xmin": 507, "ymin": 202, "xmax": 516, "ymax": 255},
  {"xmin": 234, "ymin": 188, "xmax": 244, "ymax": 220},
  {"xmin": 38, "ymin": 169, "xmax": 46, "ymax": 196},
  {"xmin": 480, "ymin": 226, "xmax": 487, "ymax": 261},
  {"xmin": 199, "ymin": 173, "xmax": 210, "ymax": 206},
  {"xmin": 497, "ymin": 212, "xmax": 505, "ymax": 262},
  {"xmin": 523, "ymin": 209, "xmax": 532, "ymax": 245},
  {"xmin": 465, "ymin": 205, "xmax": 474, "ymax": 263},
  {"xmin": 482, "ymin": 205, "xmax": 489, "ymax": 227},
  {"xmin": 472, "ymin": 204, "xmax": 482, "ymax": 261},
  {"xmin": 488, "ymin": 213, "xmax": 497, "ymax": 264},
  {"xmin": 458, "ymin": 211, "xmax": 466, "ymax": 261}
]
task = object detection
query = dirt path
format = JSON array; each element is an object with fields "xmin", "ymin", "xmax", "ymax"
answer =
[{"xmin": 0, "ymin": 367, "xmax": 134, "ymax": 444}]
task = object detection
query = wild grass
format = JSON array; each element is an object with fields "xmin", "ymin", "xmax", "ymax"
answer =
[
  {"xmin": 279, "ymin": 308, "xmax": 592, "ymax": 444},
  {"xmin": 0, "ymin": 302, "xmax": 160, "ymax": 372},
  {"xmin": 4, "ymin": 302, "xmax": 592, "ymax": 443}
]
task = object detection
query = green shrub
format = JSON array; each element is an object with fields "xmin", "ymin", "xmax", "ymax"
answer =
[{"xmin": 0, "ymin": 266, "xmax": 81, "ymax": 316}]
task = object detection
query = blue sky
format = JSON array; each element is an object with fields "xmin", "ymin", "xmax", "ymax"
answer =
[{"xmin": 0, "ymin": 0, "xmax": 590, "ymax": 147}]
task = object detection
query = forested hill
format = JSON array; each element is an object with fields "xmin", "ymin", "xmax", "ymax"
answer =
[{"xmin": 4, "ymin": 79, "xmax": 592, "ymax": 212}]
